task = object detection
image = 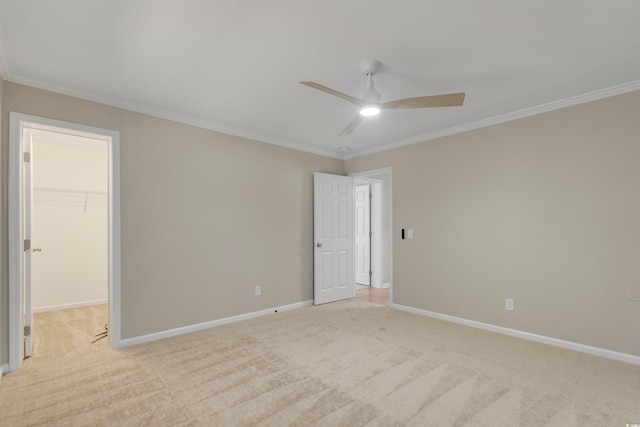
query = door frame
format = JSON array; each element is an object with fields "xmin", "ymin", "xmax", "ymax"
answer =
[
  {"xmin": 368, "ymin": 179, "xmax": 384, "ymax": 288},
  {"xmin": 349, "ymin": 167, "xmax": 393, "ymax": 303},
  {"xmin": 354, "ymin": 182, "xmax": 371, "ymax": 286},
  {"xmin": 7, "ymin": 113, "xmax": 122, "ymax": 371}
]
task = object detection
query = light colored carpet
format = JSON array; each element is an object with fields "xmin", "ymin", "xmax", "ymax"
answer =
[{"xmin": 1, "ymin": 300, "xmax": 640, "ymax": 426}]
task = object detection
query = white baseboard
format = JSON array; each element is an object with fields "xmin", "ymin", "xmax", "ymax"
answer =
[
  {"xmin": 120, "ymin": 300, "xmax": 313, "ymax": 348},
  {"xmin": 33, "ymin": 299, "xmax": 108, "ymax": 313},
  {"xmin": 390, "ymin": 303, "xmax": 640, "ymax": 366},
  {"xmin": 1, "ymin": 363, "xmax": 8, "ymax": 376},
  {"xmin": 371, "ymin": 282, "xmax": 390, "ymax": 289}
]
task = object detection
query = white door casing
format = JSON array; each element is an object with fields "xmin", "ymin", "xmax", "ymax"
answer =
[
  {"xmin": 355, "ymin": 184, "xmax": 371, "ymax": 285},
  {"xmin": 23, "ymin": 128, "xmax": 34, "ymax": 357},
  {"xmin": 370, "ymin": 181, "xmax": 384, "ymax": 288},
  {"xmin": 8, "ymin": 113, "xmax": 122, "ymax": 372},
  {"xmin": 314, "ymin": 172, "xmax": 354, "ymax": 305}
]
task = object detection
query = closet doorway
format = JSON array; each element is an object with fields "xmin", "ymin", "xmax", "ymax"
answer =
[
  {"xmin": 8, "ymin": 113, "xmax": 121, "ymax": 372},
  {"xmin": 31, "ymin": 129, "xmax": 109, "ymax": 358},
  {"xmin": 31, "ymin": 129, "xmax": 109, "ymax": 313}
]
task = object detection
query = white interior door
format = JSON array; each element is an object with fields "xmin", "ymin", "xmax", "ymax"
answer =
[
  {"xmin": 314, "ymin": 172, "xmax": 354, "ymax": 305},
  {"xmin": 23, "ymin": 128, "xmax": 34, "ymax": 357},
  {"xmin": 355, "ymin": 184, "xmax": 371, "ymax": 285}
]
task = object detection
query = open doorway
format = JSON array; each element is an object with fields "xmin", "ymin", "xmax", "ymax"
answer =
[
  {"xmin": 30, "ymin": 129, "xmax": 109, "ymax": 356},
  {"xmin": 350, "ymin": 168, "xmax": 392, "ymax": 305},
  {"xmin": 8, "ymin": 113, "xmax": 121, "ymax": 372}
]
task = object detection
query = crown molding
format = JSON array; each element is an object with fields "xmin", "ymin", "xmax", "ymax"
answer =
[
  {"xmin": 346, "ymin": 80, "xmax": 640, "ymax": 160},
  {"xmin": 4, "ymin": 73, "xmax": 344, "ymax": 160}
]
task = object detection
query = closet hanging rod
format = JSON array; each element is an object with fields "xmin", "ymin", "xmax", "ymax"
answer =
[{"xmin": 33, "ymin": 186, "xmax": 107, "ymax": 195}]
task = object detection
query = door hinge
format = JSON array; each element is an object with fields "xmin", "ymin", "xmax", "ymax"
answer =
[
  {"xmin": 24, "ymin": 325, "xmax": 31, "ymax": 337},
  {"xmin": 23, "ymin": 152, "xmax": 30, "ymax": 163},
  {"xmin": 24, "ymin": 239, "xmax": 31, "ymax": 251},
  {"xmin": 369, "ymin": 231, "xmax": 373, "ymax": 237}
]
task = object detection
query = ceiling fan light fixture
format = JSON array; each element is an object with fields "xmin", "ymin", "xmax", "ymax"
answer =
[{"xmin": 360, "ymin": 106, "xmax": 380, "ymax": 116}]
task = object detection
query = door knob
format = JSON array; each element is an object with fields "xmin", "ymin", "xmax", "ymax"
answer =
[
  {"xmin": 316, "ymin": 242, "xmax": 322, "ymax": 248},
  {"xmin": 33, "ymin": 247, "xmax": 42, "ymax": 253}
]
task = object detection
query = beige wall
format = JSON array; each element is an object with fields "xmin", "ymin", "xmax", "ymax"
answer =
[
  {"xmin": 346, "ymin": 90, "xmax": 640, "ymax": 356},
  {"xmin": 0, "ymin": 82, "xmax": 343, "ymax": 356}
]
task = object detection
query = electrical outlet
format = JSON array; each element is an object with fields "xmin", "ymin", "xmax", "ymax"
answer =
[
  {"xmin": 255, "ymin": 285, "xmax": 261, "ymax": 296},
  {"xmin": 505, "ymin": 298, "xmax": 514, "ymax": 311}
]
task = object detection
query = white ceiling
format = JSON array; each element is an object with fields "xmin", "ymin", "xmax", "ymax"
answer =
[{"xmin": 1, "ymin": 1, "xmax": 639, "ymax": 159}]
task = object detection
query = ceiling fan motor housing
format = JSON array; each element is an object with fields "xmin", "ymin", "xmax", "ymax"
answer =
[{"xmin": 361, "ymin": 79, "xmax": 381, "ymax": 103}]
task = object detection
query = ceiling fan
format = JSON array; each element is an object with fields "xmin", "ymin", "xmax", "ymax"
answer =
[{"xmin": 300, "ymin": 60, "xmax": 465, "ymax": 136}]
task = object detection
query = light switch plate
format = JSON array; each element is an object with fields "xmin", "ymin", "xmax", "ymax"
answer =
[{"xmin": 407, "ymin": 229, "xmax": 414, "ymax": 238}]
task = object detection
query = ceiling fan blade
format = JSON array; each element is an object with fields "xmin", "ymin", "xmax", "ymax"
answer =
[
  {"xmin": 300, "ymin": 81, "xmax": 365, "ymax": 107},
  {"xmin": 380, "ymin": 92, "xmax": 465, "ymax": 109},
  {"xmin": 339, "ymin": 114, "xmax": 363, "ymax": 137}
]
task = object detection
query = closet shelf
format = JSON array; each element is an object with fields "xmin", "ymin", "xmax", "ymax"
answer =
[{"xmin": 34, "ymin": 186, "xmax": 107, "ymax": 195}]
